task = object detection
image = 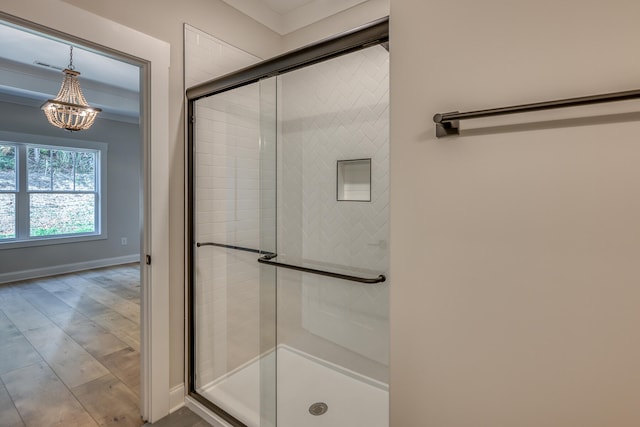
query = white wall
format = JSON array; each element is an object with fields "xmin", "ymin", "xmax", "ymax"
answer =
[
  {"xmin": 281, "ymin": 0, "xmax": 389, "ymax": 51},
  {"xmin": 390, "ymin": 1, "xmax": 640, "ymax": 426},
  {"xmin": 0, "ymin": 101, "xmax": 140, "ymax": 278},
  {"xmin": 184, "ymin": 24, "xmax": 261, "ymax": 89}
]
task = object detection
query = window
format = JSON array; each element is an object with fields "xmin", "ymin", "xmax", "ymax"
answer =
[
  {"xmin": 0, "ymin": 145, "xmax": 16, "ymax": 239},
  {"xmin": 0, "ymin": 141, "xmax": 105, "ymax": 246}
]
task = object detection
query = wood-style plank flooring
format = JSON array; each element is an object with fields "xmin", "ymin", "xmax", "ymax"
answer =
[{"xmin": 0, "ymin": 264, "xmax": 144, "ymax": 427}]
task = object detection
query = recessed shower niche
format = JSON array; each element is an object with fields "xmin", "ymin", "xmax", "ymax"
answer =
[
  {"xmin": 337, "ymin": 158, "xmax": 371, "ymax": 202},
  {"xmin": 187, "ymin": 17, "xmax": 389, "ymax": 427}
]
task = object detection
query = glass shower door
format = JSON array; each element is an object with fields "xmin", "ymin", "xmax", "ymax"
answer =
[
  {"xmin": 269, "ymin": 44, "xmax": 390, "ymax": 427},
  {"xmin": 189, "ymin": 37, "xmax": 389, "ymax": 427},
  {"xmin": 191, "ymin": 77, "xmax": 277, "ymax": 427}
]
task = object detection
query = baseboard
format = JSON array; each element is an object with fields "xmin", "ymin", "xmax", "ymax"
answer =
[
  {"xmin": 169, "ymin": 384, "xmax": 186, "ymax": 413},
  {"xmin": 0, "ymin": 254, "xmax": 140, "ymax": 284}
]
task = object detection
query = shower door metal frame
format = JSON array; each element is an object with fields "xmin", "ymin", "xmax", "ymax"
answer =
[{"xmin": 186, "ymin": 16, "xmax": 389, "ymax": 427}]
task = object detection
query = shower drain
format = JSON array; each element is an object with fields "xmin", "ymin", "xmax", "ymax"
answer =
[{"xmin": 309, "ymin": 402, "xmax": 328, "ymax": 416}]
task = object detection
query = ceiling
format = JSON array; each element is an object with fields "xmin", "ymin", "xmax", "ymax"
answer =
[
  {"xmin": 0, "ymin": 0, "xmax": 375, "ymax": 123},
  {"xmin": 0, "ymin": 21, "xmax": 141, "ymax": 122},
  {"xmin": 220, "ymin": 0, "xmax": 369, "ymax": 34},
  {"xmin": 263, "ymin": 0, "xmax": 316, "ymax": 14}
]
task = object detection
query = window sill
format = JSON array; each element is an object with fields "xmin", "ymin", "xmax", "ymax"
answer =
[{"xmin": 0, "ymin": 233, "xmax": 108, "ymax": 250}]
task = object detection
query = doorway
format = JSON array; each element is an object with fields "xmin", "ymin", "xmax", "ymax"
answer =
[
  {"xmin": 0, "ymin": 4, "xmax": 171, "ymax": 423},
  {"xmin": 0, "ymin": 17, "xmax": 144, "ymax": 426}
]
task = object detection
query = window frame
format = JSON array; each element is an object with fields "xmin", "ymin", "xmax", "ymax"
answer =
[{"xmin": 0, "ymin": 131, "xmax": 107, "ymax": 249}]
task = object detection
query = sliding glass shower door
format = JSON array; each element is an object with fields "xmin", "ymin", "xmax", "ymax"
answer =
[
  {"xmin": 269, "ymin": 44, "xmax": 389, "ymax": 427},
  {"xmin": 191, "ymin": 77, "xmax": 277, "ymax": 427},
  {"xmin": 188, "ymin": 17, "xmax": 389, "ymax": 427}
]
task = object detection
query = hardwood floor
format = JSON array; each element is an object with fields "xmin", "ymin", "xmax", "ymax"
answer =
[{"xmin": 0, "ymin": 264, "xmax": 144, "ymax": 427}]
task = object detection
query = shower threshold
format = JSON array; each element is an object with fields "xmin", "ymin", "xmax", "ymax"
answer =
[{"xmin": 199, "ymin": 345, "xmax": 388, "ymax": 427}]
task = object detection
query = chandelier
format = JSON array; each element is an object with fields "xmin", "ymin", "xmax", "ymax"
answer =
[{"xmin": 41, "ymin": 46, "xmax": 101, "ymax": 131}]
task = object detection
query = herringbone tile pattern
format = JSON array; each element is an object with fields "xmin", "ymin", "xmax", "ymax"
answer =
[{"xmin": 278, "ymin": 45, "xmax": 390, "ymax": 366}]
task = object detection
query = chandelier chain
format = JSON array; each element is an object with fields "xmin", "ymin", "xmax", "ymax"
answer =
[{"xmin": 68, "ymin": 46, "xmax": 74, "ymax": 70}]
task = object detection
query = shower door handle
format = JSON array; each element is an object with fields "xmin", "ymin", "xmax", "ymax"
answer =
[
  {"xmin": 257, "ymin": 256, "xmax": 386, "ymax": 284},
  {"xmin": 196, "ymin": 241, "xmax": 276, "ymax": 258},
  {"xmin": 196, "ymin": 241, "xmax": 261, "ymax": 253}
]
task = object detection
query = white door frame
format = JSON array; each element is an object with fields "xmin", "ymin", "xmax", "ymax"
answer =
[{"xmin": 1, "ymin": 1, "xmax": 172, "ymax": 422}]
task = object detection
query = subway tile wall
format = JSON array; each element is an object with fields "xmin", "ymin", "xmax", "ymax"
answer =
[
  {"xmin": 193, "ymin": 83, "xmax": 265, "ymax": 386},
  {"xmin": 186, "ymin": 26, "xmax": 267, "ymax": 389}
]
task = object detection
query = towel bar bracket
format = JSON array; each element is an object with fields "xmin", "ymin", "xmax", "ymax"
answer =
[{"xmin": 434, "ymin": 113, "xmax": 459, "ymax": 137}]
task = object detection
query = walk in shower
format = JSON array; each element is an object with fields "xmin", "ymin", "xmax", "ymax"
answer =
[{"xmin": 187, "ymin": 18, "xmax": 389, "ymax": 427}]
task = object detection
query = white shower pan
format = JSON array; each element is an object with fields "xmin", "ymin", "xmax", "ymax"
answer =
[{"xmin": 200, "ymin": 345, "xmax": 389, "ymax": 427}]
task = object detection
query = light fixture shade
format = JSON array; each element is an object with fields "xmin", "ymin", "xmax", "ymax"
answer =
[{"xmin": 41, "ymin": 68, "xmax": 102, "ymax": 131}]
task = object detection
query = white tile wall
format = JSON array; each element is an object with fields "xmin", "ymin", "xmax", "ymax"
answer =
[
  {"xmin": 184, "ymin": 24, "xmax": 261, "ymax": 89},
  {"xmin": 185, "ymin": 25, "xmax": 267, "ymax": 389},
  {"xmin": 277, "ymin": 45, "xmax": 390, "ymax": 366},
  {"xmin": 194, "ymin": 83, "xmax": 265, "ymax": 387}
]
